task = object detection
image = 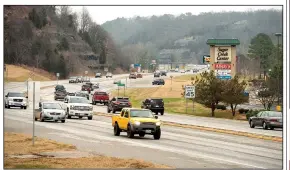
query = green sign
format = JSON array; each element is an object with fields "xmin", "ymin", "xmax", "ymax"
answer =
[{"xmin": 118, "ymin": 83, "xmax": 125, "ymax": 87}]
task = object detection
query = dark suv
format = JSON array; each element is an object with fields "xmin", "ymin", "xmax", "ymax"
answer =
[
  {"xmin": 107, "ymin": 97, "xmax": 132, "ymax": 113},
  {"xmin": 141, "ymin": 98, "xmax": 164, "ymax": 115},
  {"xmin": 152, "ymin": 79, "xmax": 165, "ymax": 85},
  {"xmin": 160, "ymin": 71, "xmax": 167, "ymax": 76}
]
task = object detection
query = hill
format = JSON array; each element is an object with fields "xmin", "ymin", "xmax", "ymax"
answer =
[
  {"xmin": 4, "ymin": 64, "xmax": 55, "ymax": 82},
  {"xmin": 4, "ymin": 6, "xmax": 124, "ymax": 78},
  {"xmin": 102, "ymin": 9, "xmax": 282, "ymax": 64}
]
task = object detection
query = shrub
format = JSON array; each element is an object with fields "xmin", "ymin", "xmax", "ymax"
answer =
[
  {"xmin": 216, "ymin": 104, "xmax": 227, "ymax": 110},
  {"xmin": 238, "ymin": 108, "xmax": 245, "ymax": 114}
]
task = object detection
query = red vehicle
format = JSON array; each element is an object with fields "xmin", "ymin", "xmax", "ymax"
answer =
[
  {"xmin": 82, "ymin": 84, "xmax": 92, "ymax": 92},
  {"xmin": 92, "ymin": 91, "xmax": 109, "ymax": 105}
]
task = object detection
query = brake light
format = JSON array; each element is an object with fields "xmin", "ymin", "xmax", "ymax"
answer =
[{"xmin": 114, "ymin": 101, "xmax": 120, "ymax": 105}]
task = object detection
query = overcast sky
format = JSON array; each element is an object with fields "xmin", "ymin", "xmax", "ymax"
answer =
[{"xmin": 70, "ymin": 6, "xmax": 282, "ymax": 24}]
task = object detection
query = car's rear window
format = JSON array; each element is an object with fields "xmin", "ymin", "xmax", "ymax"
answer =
[
  {"xmin": 267, "ymin": 112, "xmax": 282, "ymax": 117},
  {"xmin": 96, "ymin": 92, "xmax": 107, "ymax": 95}
]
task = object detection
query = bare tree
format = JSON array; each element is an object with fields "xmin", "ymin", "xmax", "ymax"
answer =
[{"xmin": 80, "ymin": 7, "xmax": 91, "ymax": 33}]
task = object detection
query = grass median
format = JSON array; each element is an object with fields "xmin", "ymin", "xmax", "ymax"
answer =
[
  {"xmin": 4, "ymin": 132, "xmax": 171, "ymax": 169},
  {"xmin": 113, "ymin": 74, "xmax": 246, "ymax": 120}
]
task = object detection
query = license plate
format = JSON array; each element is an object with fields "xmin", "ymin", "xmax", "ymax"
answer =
[
  {"xmin": 15, "ymin": 103, "xmax": 21, "ymax": 106},
  {"xmin": 156, "ymin": 105, "xmax": 159, "ymax": 107},
  {"xmin": 145, "ymin": 130, "xmax": 151, "ymax": 133}
]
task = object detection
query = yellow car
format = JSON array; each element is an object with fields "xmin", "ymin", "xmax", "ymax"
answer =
[{"xmin": 112, "ymin": 108, "xmax": 161, "ymax": 139}]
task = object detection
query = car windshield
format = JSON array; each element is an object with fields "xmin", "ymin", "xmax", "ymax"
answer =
[
  {"xmin": 267, "ymin": 112, "xmax": 282, "ymax": 117},
  {"xmin": 56, "ymin": 85, "xmax": 65, "ymax": 89},
  {"xmin": 130, "ymin": 110, "xmax": 154, "ymax": 118},
  {"xmin": 8, "ymin": 93, "xmax": 25, "ymax": 97},
  {"xmin": 76, "ymin": 93, "xmax": 86, "ymax": 97},
  {"xmin": 69, "ymin": 97, "xmax": 89, "ymax": 103},
  {"xmin": 43, "ymin": 103, "xmax": 62, "ymax": 109}
]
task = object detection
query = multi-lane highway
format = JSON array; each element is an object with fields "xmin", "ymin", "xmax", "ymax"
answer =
[{"xmin": 4, "ymin": 72, "xmax": 283, "ymax": 168}]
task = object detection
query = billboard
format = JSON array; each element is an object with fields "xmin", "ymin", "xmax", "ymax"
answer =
[
  {"xmin": 215, "ymin": 46, "xmax": 232, "ymax": 62},
  {"xmin": 214, "ymin": 63, "xmax": 231, "ymax": 69}
]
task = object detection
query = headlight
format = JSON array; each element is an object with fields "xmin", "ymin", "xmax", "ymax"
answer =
[
  {"xmin": 134, "ymin": 121, "xmax": 141, "ymax": 126},
  {"xmin": 156, "ymin": 122, "xmax": 161, "ymax": 126},
  {"xmin": 8, "ymin": 98, "xmax": 13, "ymax": 101}
]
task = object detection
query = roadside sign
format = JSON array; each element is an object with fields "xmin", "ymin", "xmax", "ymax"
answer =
[
  {"xmin": 56, "ymin": 73, "xmax": 59, "ymax": 77},
  {"xmin": 214, "ymin": 63, "xmax": 231, "ymax": 69},
  {"xmin": 118, "ymin": 83, "xmax": 125, "ymax": 87},
  {"xmin": 203, "ymin": 55, "xmax": 210, "ymax": 64},
  {"xmin": 216, "ymin": 76, "xmax": 231, "ymax": 80},
  {"xmin": 185, "ymin": 85, "xmax": 195, "ymax": 98},
  {"xmin": 215, "ymin": 70, "xmax": 231, "ymax": 76}
]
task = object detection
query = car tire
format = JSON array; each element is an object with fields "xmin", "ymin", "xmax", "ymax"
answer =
[
  {"xmin": 270, "ymin": 126, "xmax": 274, "ymax": 130},
  {"xmin": 249, "ymin": 120, "xmax": 255, "ymax": 128},
  {"xmin": 40, "ymin": 114, "xmax": 44, "ymax": 122},
  {"xmin": 160, "ymin": 110, "xmax": 164, "ymax": 115},
  {"xmin": 112, "ymin": 109, "xmax": 116, "ymax": 113},
  {"xmin": 139, "ymin": 132, "xmax": 145, "ymax": 137},
  {"xmin": 88, "ymin": 116, "xmax": 93, "ymax": 120},
  {"xmin": 114, "ymin": 123, "xmax": 121, "ymax": 136},
  {"xmin": 92, "ymin": 101, "xmax": 96, "ymax": 105},
  {"xmin": 79, "ymin": 116, "xmax": 83, "ymax": 119},
  {"xmin": 5, "ymin": 104, "xmax": 7, "ymax": 108},
  {"xmin": 7, "ymin": 105, "xmax": 10, "ymax": 109},
  {"xmin": 34, "ymin": 117, "xmax": 37, "ymax": 121},
  {"xmin": 127, "ymin": 125, "xmax": 134, "ymax": 138},
  {"xmin": 263, "ymin": 122, "xmax": 268, "ymax": 130},
  {"xmin": 107, "ymin": 107, "xmax": 111, "ymax": 113},
  {"xmin": 61, "ymin": 120, "xmax": 65, "ymax": 123},
  {"xmin": 67, "ymin": 115, "xmax": 71, "ymax": 119},
  {"xmin": 153, "ymin": 128, "xmax": 161, "ymax": 140},
  {"xmin": 24, "ymin": 106, "xmax": 27, "ymax": 109},
  {"xmin": 155, "ymin": 112, "xmax": 158, "ymax": 115}
]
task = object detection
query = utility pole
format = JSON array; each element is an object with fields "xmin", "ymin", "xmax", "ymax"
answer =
[{"xmin": 32, "ymin": 82, "xmax": 35, "ymax": 146}]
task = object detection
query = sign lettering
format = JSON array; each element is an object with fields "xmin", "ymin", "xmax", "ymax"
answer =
[
  {"xmin": 215, "ymin": 47, "xmax": 231, "ymax": 62},
  {"xmin": 214, "ymin": 63, "xmax": 231, "ymax": 69},
  {"xmin": 185, "ymin": 86, "xmax": 195, "ymax": 99}
]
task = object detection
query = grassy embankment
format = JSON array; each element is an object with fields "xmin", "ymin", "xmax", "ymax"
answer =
[
  {"xmin": 4, "ymin": 132, "xmax": 170, "ymax": 168},
  {"xmin": 4, "ymin": 64, "xmax": 55, "ymax": 82},
  {"xmin": 112, "ymin": 74, "xmax": 246, "ymax": 120}
]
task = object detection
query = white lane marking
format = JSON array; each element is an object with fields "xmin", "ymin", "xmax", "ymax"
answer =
[{"xmin": 5, "ymin": 115, "xmax": 268, "ymax": 169}]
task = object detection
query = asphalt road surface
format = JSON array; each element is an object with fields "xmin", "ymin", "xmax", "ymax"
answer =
[
  {"xmin": 4, "ymin": 72, "xmax": 282, "ymax": 137},
  {"xmin": 4, "ymin": 72, "xmax": 283, "ymax": 168},
  {"xmin": 4, "ymin": 109, "xmax": 282, "ymax": 169}
]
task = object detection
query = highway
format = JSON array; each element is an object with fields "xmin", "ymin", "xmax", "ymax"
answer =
[{"xmin": 4, "ymin": 72, "xmax": 283, "ymax": 168}]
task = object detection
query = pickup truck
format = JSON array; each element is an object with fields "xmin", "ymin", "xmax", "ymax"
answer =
[
  {"xmin": 107, "ymin": 96, "xmax": 132, "ymax": 113},
  {"xmin": 92, "ymin": 91, "xmax": 109, "ymax": 105},
  {"xmin": 112, "ymin": 108, "xmax": 161, "ymax": 139},
  {"xmin": 141, "ymin": 98, "xmax": 164, "ymax": 115}
]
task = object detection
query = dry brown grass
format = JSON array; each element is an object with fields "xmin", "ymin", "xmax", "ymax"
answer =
[
  {"xmin": 4, "ymin": 64, "xmax": 55, "ymax": 82},
  {"xmin": 5, "ymin": 157, "xmax": 171, "ymax": 169},
  {"xmin": 4, "ymin": 132, "xmax": 76, "ymax": 156},
  {"xmin": 4, "ymin": 132, "xmax": 171, "ymax": 168}
]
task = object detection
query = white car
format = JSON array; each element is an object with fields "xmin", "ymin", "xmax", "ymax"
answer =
[
  {"xmin": 5, "ymin": 92, "xmax": 28, "ymax": 109},
  {"xmin": 35, "ymin": 102, "xmax": 66, "ymax": 123},
  {"xmin": 106, "ymin": 72, "xmax": 113, "ymax": 78},
  {"xmin": 180, "ymin": 70, "xmax": 185, "ymax": 73},
  {"xmin": 69, "ymin": 77, "xmax": 77, "ymax": 83},
  {"xmin": 64, "ymin": 96, "xmax": 93, "ymax": 120}
]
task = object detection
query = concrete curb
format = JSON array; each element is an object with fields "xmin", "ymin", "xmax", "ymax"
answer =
[{"xmin": 93, "ymin": 112, "xmax": 282, "ymax": 143}]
